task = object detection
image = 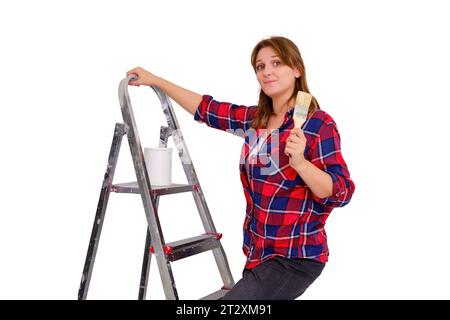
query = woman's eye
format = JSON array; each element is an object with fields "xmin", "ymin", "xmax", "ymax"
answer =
[{"xmin": 256, "ymin": 61, "xmax": 281, "ymax": 71}]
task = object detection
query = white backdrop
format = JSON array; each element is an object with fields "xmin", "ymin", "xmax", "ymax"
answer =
[{"xmin": 1, "ymin": 0, "xmax": 449, "ymax": 299}]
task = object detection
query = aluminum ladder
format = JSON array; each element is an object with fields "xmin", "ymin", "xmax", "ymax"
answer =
[{"xmin": 78, "ymin": 75, "xmax": 235, "ymax": 300}]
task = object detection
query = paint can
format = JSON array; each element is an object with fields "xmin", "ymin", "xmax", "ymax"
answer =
[{"xmin": 144, "ymin": 147, "xmax": 173, "ymax": 186}]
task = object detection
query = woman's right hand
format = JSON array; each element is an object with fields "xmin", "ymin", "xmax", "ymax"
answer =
[
  {"xmin": 126, "ymin": 67, "xmax": 159, "ymax": 87},
  {"xmin": 125, "ymin": 67, "xmax": 202, "ymax": 116}
]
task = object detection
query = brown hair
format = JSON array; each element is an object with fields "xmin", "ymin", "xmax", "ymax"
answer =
[{"xmin": 250, "ymin": 36, "xmax": 319, "ymax": 129}]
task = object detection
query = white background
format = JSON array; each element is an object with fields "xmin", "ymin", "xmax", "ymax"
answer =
[{"xmin": 1, "ymin": 0, "xmax": 449, "ymax": 299}]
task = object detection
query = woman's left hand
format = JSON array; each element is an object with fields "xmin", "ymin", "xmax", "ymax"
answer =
[{"xmin": 285, "ymin": 128, "xmax": 307, "ymax": 169}]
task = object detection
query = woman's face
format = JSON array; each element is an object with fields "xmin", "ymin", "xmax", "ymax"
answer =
[{"xmin": 255, "ymin": 46, "xmax": 300, "ymax": 101}]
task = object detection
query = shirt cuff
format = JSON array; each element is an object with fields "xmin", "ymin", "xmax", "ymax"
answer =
[
  {"xmin": 194, "ymin": 94, "xmax": 213, "ymax": 123},
  {"xmin": 310, "ymin": 171, "xmax": 345, "ymax": 206}
]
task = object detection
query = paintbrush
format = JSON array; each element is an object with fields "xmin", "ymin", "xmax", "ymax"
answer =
[
  {"xmin": 287, "ymin": 91, "xmax": 312, "ymax": 158},
  {"xmin": 293, "ymin": 91, "xmax": 312, "ymax": 128}
]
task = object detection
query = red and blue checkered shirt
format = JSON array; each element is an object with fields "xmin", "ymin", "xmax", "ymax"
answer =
[{"xmin": 194, "ymin": 95, "xmax": 355, "ymax": 269}]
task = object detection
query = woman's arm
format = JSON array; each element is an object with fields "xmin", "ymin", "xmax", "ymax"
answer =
[
  {"xmin": 286, "ymin": 116, "xmax": 355, "ymax": 209},
  {"xmin": 126, "ymin": 67, "xmax": 201, "ymax": 116},
  {"xmin": 294, "ymin": 160, "xmax": 333, "ymax": 198},
  {"xmin": 285, "ymin": 127, "xmax": 334, "ymax": 198},
  {"xmin": 126, "ymin": 67, "xmax": 256, "ymax": 136},
  {"xmin": 306, "ymin": 119, "xmax": 355, "ymax": 208}
]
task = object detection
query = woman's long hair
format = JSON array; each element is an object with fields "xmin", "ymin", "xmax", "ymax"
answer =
[{"xmin": 250, "ymin": 36, "xmax": 320, "ymax": 129}]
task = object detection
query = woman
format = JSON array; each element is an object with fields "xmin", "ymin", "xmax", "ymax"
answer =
[{"xmin": 126, "ymin": 36, "xmax": 355, "ymax": 300}]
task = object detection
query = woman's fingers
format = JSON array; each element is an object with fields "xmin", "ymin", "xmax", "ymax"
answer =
[
  {"xmin": 127, "ymin": 72, "xmax": 139, "ymax": 79},
  {"xmin": 126, "ymin": 66, "xmax": 156, "ymax": 86},
  {"xmin": 285, "ymin": 146, "xmax": 295, "ymax": 156},
  {"xmin": 285, "ymin": 145, "xmax": 295, "ymax": 151},
  {"xmin": 288, "ymin": 129, "xmax": 304, "ymax": 144},
  {"xmin": 126, "ymin": 67, "xmax": 140, "ymax": 77},
  {"xmin": 128, "ymin": 79, "xmax": 140, "ymax": 86},
  {"xmin": 287, "ymin": 135, "xmax": 301, "ymax": 144},
  {"xmin": 126, "ymin": 67, "xmax": 145, "ymax": 85},
  {"xmin": 285, "ymin": 128, "xmax": 307, "ymax": 159},
  {"xmin": 290, "ymin": 128, "xmax": 304, "ymax": 137},
  {"xmin": 126, "ymin": 68, "xmax": 139, "ymax": 86}
]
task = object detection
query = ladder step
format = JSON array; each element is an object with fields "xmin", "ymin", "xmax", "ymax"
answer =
[
  {"xmin": 200, "ymin": 288, "xmax": 231, "ymax": 300},
  {"xmin": 111, "ymin": 182, "xmax": 195, "ymax": 195},
  {"xmin": 150, "ymin": 233, "xmax": 222, "ymax": 262}
]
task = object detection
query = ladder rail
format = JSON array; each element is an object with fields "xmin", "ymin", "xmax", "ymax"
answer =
[
  {"xmin": 118, "ymin": 75, "xmax": 178, "ymax": 299},
  {"xmin": 138, "ymin": 126, "xmax": 167, "ymax": 300},
  {"xmin": 78, "ymin": 123, "xmax": 126, "ymax": 300},
  {"xmin": 138, "ymin": 195, "xmax": 160, "ymax": 300}
]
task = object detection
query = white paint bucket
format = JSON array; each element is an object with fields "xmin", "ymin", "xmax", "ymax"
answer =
[{"xmin": 144, "ymin": 147, "xmax": 173, "ymax": 186}]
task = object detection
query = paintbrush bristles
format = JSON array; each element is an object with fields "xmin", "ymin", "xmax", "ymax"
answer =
[
  {"xmin": 296, "ymin": 91, "xmax": 312, "ymax": 110},
  {"xmin": 293, "ymin": 91, "xmax": 313, "ymax": 128}
]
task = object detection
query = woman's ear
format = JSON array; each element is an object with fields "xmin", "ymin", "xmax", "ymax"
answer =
[{"xmin": 294, "ymin": 68, "xmax": 302, "ymax": 78}]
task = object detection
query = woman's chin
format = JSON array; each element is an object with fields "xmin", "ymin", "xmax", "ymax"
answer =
[
  {"xmin": 262, "ymin": 90, "xmax": 284, "ymax": 100},
  {"xmin": 261, "ymin": 89, "xmax": 279, "ymax": 98}
]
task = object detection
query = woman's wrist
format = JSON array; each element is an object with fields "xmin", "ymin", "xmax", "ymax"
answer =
[{"xmin": 294, "ymin": 159, "xmax": 309, "ymax": 173}]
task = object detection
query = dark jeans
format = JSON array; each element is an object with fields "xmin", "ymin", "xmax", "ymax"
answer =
[{"xmin": 221, "ymin": 256, "xmax": 325, "ymax": 300}]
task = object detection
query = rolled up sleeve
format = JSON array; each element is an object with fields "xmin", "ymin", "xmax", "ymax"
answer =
[
  {"xmin": 194, "ymin": 95, "xmax": 256, "ymax": 137},
  {"xmin": 309, "ymin": 119, "xmax": 355, "ymax": 210}
]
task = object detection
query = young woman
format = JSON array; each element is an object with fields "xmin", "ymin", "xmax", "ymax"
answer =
[{"xmin": 126, "ymin": 36, "xmax": 355, "ymax": 300}]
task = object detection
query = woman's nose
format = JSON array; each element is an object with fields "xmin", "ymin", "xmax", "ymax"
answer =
[{"xmin": 263, "ymin": 66, "xmax": 273, "ymax": 77}]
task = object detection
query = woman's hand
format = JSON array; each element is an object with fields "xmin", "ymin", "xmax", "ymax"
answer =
[
  {"xmin": 285, "ymin": 128, "xmax": 307, "ymax": 169},
  {"xmin": 126, "ymin": 67, "xmax": 159, "ymax": 87}
]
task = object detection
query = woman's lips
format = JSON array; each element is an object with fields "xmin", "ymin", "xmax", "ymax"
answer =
[{"xmin": 264, "ymin": 80, "xmax": 276, "ymax": 84}]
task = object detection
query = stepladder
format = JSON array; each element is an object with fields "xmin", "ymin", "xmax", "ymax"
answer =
[{"xmin": 78, "ymin": 75, "xmax": 235, "ymax": 300}]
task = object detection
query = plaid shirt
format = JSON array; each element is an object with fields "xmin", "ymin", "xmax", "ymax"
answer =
[{"xmin": 194, "ymin": 95, "xmax": 355, "ymax": 269}]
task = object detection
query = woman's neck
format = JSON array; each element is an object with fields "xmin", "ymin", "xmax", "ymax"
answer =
[{"xmin": 272, "ymin": 96, "xmax": 295, "ymax": 116}]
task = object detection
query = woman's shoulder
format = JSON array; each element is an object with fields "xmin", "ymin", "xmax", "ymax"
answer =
[
  {"xmin": 311, "ymin": 108, "xmax": 335, "ymax": 123},
  {"xmin": 306, "ymin": 108, "xmax": 337, "ymax": 133}
]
